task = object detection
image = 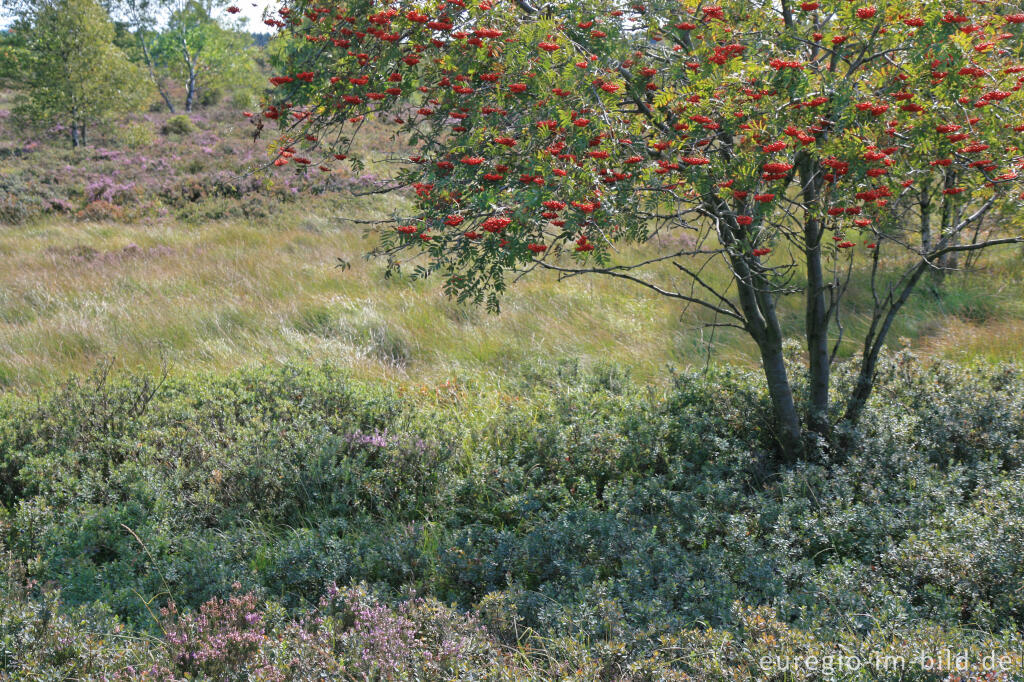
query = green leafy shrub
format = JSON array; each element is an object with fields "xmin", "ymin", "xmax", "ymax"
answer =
[
  {"xmin": 160, "ymin": 115, "xmax": 197, "ymax": 136},
  {"xmin": 197, "ymin": 86, "xmax": 223, "ymax": 107},
  {"xmin": 1, "ymin": 354, "xmax": 1023, "ymax": 677},
  {"xmin": 114, "ymin": 122, "xmax": 155, "ymax": 149}
]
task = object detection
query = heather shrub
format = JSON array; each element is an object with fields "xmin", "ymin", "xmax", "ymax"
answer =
[
  {"xmin": 0, "ymin": 176, "xmax": 63, "ymax": 225},
  {"xmin": 75, "ymin": 199, "xmax": 124, "ymax": 221},
  {"xmin": 161, "ymin": 588, "xmax": 275, "ymax": 680},
  {"xmin": 0, "ymin": 561, "xmax": 158, "ymax": 678},
  {"xmin": 0, "ymin": 98, "xmax": 404, "ymax": 226},
  {"xmin": 1, "ymin": 557, "xmax": 1021, "ymax": 680}
]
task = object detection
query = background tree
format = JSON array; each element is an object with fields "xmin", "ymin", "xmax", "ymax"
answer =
[
  {"xmin": 263, "ymin": 0, "xmax": 1024, "ymax": 460},
  {"xmin": 9, "ymin": 0, "xmax": 151, "ymax": 147},
  {"xmin": 0, "ymin": 26, "xmax": 30, "ymax": 88},
  {"xmin": 115, "ymin": 0, "xmax": 179, "ymax": 112},
  {"xmin": 151, "ymin": 0, "xmax": 261, "ymax": 112}
]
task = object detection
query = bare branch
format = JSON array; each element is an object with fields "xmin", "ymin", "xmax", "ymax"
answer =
[{"xmin": 536, "ymin": 261, "xmax": 746, "ymax": 323}]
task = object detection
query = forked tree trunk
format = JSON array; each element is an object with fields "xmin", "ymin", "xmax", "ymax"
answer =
[
  {"xmin": 180, "ymin": 35, "xmax": 198, "ymax": 113},
  {"xmin": 716, "ymin": 202, "xmax": 806, "ymax": 461},
  {"xmin": 844, "ymin": 260, "xmax": 930, "ymax": 426},
  {"xmin": 725, "ymin": 250, "xmax": 804, "ymax": 459},
  {"xmin": 139, "ymin": 32, "xmax": 176, "ymax": 113}
]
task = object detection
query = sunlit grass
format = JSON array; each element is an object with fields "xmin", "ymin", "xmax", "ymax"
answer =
[{"xmin": 0, "ymin": 198, "xmax": 1022, "ymax": 392}]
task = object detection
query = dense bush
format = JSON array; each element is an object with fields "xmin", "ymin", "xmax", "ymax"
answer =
[
  {"xmin": 115, "ymin": 122, "xmax": 156, "ymax": 150},
  {"xmin": 160, "ymin": 115, "xmax": 197, "ymax": 136},
  {"xmin": 1, "ymin": 353, "xmax": 1023, "ymax": 678}
]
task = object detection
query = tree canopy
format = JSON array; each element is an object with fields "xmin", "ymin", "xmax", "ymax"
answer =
[
  {"xmin": 262, "ymin": 0, "xmax": 1024, "ymax": 458},
  {"xmin": 151, "ymin": 0, "xmax": 262, "ymax": 111},
  {"xmin": 9, "ymin": 0, "xmax": 151, "ymax": 146}
]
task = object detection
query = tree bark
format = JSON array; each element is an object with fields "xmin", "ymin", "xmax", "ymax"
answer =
[
  {"xmin": 185, "ymin": 70, "xmax": 196, "ymax": 112},
  {"xmin": 919, "ymin": 181, "xmax": 932, "ymax": 253},
  {"xmin": 934, "ymin": 172, "xmax": 959, "ymax": 282},
  {"xmin": 721, "ymin": 224, "xmax": 804, "ymax": 460},
  {"xmin": 70, "ymin": 123, "xmax": 79, "ymax": 148},
  {"xmin": 804, "ymin": 232, "xmax": 830, "ymax": 437},
  {"xmin": 844, "ymin": 261, "xmax": 929, "ymax": 426},
  {"xmin": 140, "ymin": 34, "xmax": 175, "ymax": 113},
  {"xmin": 759, "ymin": 332, "xmax": 804, "ymax": 461},
  {"xmin": 179, "ymin": 32, "xmax": 197, "ymax": 113},
  {"xmin": 798, "ymin": 156, "xmax": 830, "ymax": 437}
]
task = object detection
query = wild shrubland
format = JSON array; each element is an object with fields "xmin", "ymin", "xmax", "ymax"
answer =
[
  {"xmin": 3, "ymin": 1, "xmax": 1024, "ymax": 673},
  {"xmin": 1, "ymin": 355, "xmax": 1023, "ymax": 679}
]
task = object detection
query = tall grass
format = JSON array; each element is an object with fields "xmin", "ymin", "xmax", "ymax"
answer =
[{"xmin": 1, "ymin": 202, "xmax": 1021, "ymax": 391}]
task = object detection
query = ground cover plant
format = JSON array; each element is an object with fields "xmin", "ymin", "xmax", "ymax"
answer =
[{"xmin": 1, "ymin": 355, "xmax": 1024, "ymax": 679}]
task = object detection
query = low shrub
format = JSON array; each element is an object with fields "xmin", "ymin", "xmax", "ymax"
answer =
[
  {"xmin": 1, "ymin": 354, "xmax": 1023, "ymax": 677},
  {"xmin": 115, "ymin": 122, "xmax": 156, "ymax": 149},
  {"xmin": 75, "ymin": 199, "xmax": 124, "ymax": 221},
  {"xmin": 160, "ymin": 115, "xmax": 197, "ymax": 136}
]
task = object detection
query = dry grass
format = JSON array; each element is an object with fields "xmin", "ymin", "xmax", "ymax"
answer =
[
  {"xmin": 0, "ymin": 201, "xmax": 716, "ymax": 390},
  {"xmin": 2, "ymin": 197, "xmax": 1022, "ymax": 392}
]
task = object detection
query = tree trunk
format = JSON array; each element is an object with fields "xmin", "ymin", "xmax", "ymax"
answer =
[
  {"xmin": 739, "ymin": 264, "xmax": 804, "ymax": 460},
  {"xmin": 139, "ymin": 32, "xmax": 176, "ymax": 113},
  {"xmin": 919, "ymin": 182, "xmax": 932, "ymax": 253},
  {"xmin": 70, "ymin": 122, "xmax": 80, "ymax": 148},
  {"xmin": 843, "ymin": 368, "xmax": 874, "ymax": 432},
  {"xmin": 79, "ymin": 124, "xmax": 86, "ymax": 146},
  {"xmin": 797, "ymin": 155, "xmax": 830, "ymax": 437},
  {"xmin": 185, "ymin": 70, "xmax": 196, "ymax": 112},
  {"xmin": 844, "ymin": 261, "xmax": 929, "ymax": 426},
  {"xmin": 804, "ymin": 219, "xmax": 831, "ymax": 437},
  {"xmin": 717, "ymin": 204, "xmax": 805, "ymax": 462},
  {"xmin": 934, "ymin": 172, "xmax": 958, "ymax": 283},
  {"xmin": 939, "ymin": 232, "xmax": 960, "ymax": 273},
  {"xmin": 160, "ymin": 88, "xmax": 177, "ymax": 114},
  {"xmin": 758, "ymin": 334, "xmax": 804, "ymax": 461}
]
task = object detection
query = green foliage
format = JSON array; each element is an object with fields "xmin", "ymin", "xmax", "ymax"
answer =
[
  {"xmin": 198, "ymin": 84, "xmax": 223, "ymax": 106},
  {"xmin": 10, "ymin": 0, "xmax": 152, "ymax": 146},
  {"xmin": 160, "ymin": 114, "xmax": 197, "ymax": 135},
  {"xmin": 264, "ymin": 0, "xmax": 1024, "ymax": 307},
  {"xmin": 115, "ymin": 121, "xmax": 157, "ymax": 148},
  {"xmin": 0, "ymin": 25, "xmax": 30, "ymax": 87},
  {"xmin": 1, "ymin": 355, "xmax": 1023, "ymax": 678},
  {"xmin": 261, "ymin": 0, "xmax": 1024, "ymax": 455},
  {"xmin": 150, "ymin": 0, "xmax": 262, "ymax": 111}
]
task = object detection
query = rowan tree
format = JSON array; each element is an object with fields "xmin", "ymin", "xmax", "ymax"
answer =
[{"xmin": 261, "ymin": 0, "xmax": 1024, "ymax": 459}]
